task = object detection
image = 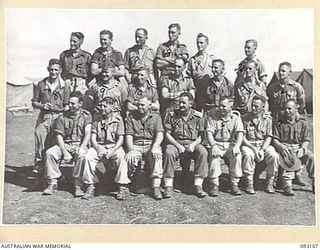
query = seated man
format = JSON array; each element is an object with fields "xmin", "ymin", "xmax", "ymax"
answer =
[
  {"xmin": 163, "ymin": 92, "xmax": 208, "ymax": 198},
  {"xmin": 206, "ymin": 97, "xmax": 244, "ymax": 196},
  {"xmin": 241, "ymin": 95, "xmax": 279, "ymax": 194},
  {"xmin": 125, "ymin": 96, "xmax": 164, "ymax": 200},
  {"xmin": 80, "ymin": 97, "xmax": 131, "ymax": 200},
  {"xmin": 126, "ymin": 67, "xmax": 159, "ymax": 114},
  {"xmin": 43, "ymin": 91, "xmax": 92, "ymax": 196},
  {"xmin": 272, "ymin": 100, "xmax": 314, "ymax": 196}
]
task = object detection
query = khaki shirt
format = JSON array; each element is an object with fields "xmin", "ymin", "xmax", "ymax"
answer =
[
  {"xmin": 235, "ymin": 56, "xmax": 267, "ymax": 83},
  {"xmin": 60, "ymin": 49, "xmax": 91, "ymax": 79},
  {"xmin": 127, "ymin": 83, "xmax": 158, "ymax": 104},
  {"xmin": 188, "ymin": 52, "xmax": 215, "ymax": 80},
  {"xmin": 125, "ymin": 111, "xmax": 164, "ymax": 145},
  {"xmin": 273, "ymin": 113, "xmax": 310, "ymax": 144},
  {"xmin": 242, "ymin": 113, "xmax": 273, "ymax": 141},
  {"xmin": 54, "ymin": 109, "xmax": 92, "ymax": 143},
  {"xmin": 124, "ymin": 45, "xmax": 155, "ymax": 74},
  {"xmin": 92, "ymin": 113, "xmax": 124, "ymax": 147},
  {"xmin": 164, "ymin": 109, "xmax": 204, "ymax": 144},
  {"xmin": 206, "ymin": 76, "xmax": 234, "ymax": 108},
  {"xmin": 155, "ymin": 41, "xmax": 188, "ymax": 76},
  {"xmin": 206, "ymin": 110, "xmax": 244, "ymax": 142},
  {"xmin": 161, "ymin": 76, "xmax": 195, "ymax": 111},
  {"xmin": 91, "ymin": 47, "xmax": 124, "ymax": 68},
  {"xmin": 267, "ymin": 79, "xmax": 305, "ymax": 115}
]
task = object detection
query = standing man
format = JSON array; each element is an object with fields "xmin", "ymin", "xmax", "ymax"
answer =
[
  {"xmin": 126, "ymin": 67, "xmax": 159, "ymax": 114},
  {"xmin": 91, "ymin": 30, "xmax": 125, "ymax": 81},
  {"xmin": 125, "ymin": 96, "xmax": 164, "ymax": 200},
  {"xmin": 43, "ymin": 92, "xmax": 92, "ymax": 196},
  {"xmin": 32, "ymin": 59, "xmax": 70, "ymax": 174},
  {"xmin": 160, "ymin": 57, "xmax": 195, "ymax": 114},
  {"xmin": 241, "ymin": 95, "xmax": 279, "ymax": 194},
  {"xmin": 267, "ymin": 62, "xmax": 305, "ymax": 118},
  {"xmin": 272, "ymin": 100, "xmax": 314, "ymax": 196},
  {"xmin": 60, "ymin": 32, "xmax": 92, "ymax": 94},
  {"xmin": 155, "ymin": 23, "xmax": 189, "ymax": 79},
  {"xmin": 235, "ymin": 39, "xmax": 267, "ymax": 86},
  {"xmin": 205, "ymin": 59, "xmax": 234, "ymax": 112},
  {"xmin": 188, "ymin": 33, "xmax": 215, "ymax": 111},
  {"xmin": 234, "ymin": 60, "xmax": 267, "ymax": 115},
  {"xmin": 90, "ymin": 64, "xmax": 128, "ymax": 114},
  {"xmin": 206, "ymin": 97, "xmax": 244, "ymax": 196},
  {"xmin": 81, "ymin": 97, "xmax": 131, "ymax": 200},
  {"xmin": 163, "ymin": 92, "xmax": 208, "ymax": 198},
  {"xmin": 124, "ymin": 28, "xmax": 156, "ymax": 87}
]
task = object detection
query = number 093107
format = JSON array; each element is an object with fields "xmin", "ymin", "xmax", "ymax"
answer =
[{"xmin": 300, "ymin": 244, "xmax": 319, "ymax": 248}]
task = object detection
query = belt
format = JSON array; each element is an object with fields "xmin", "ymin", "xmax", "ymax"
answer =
[{"xmin": 247, "ymin": 140, "xmax": 264, "ymax": 147}]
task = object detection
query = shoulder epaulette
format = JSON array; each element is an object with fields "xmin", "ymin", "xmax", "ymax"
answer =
[{"xmin": 193, "ymin": 109, "xmax": 203, "ymax": 117}]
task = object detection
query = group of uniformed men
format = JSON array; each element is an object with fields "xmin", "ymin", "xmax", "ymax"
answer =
[{"xmin": 31, "ymin": 23, "xmax": 315, "ymax": 201}]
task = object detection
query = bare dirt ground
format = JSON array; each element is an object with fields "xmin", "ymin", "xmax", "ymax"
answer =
[{"xmin": 3, "ymin": 114, "xmax": 316, "ymax": 225}]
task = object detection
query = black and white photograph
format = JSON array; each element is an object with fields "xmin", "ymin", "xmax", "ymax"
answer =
[{"xmin": 4, "ymin": 8, "xmax": 315, "ymax": 226}]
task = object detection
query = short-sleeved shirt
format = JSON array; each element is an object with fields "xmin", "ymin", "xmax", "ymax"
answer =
[
  {"xmin": 164, "ymin": 109, "xmax": 204, "ymax": 143},
  {"xmin": 206, "ymin": 76, "xmax": 234, "ymax": 108},
  {"xmin": 53, "ymin": 108, "xmax": 92, "ymax": 143},
  {"xmin": 91, "ymin": 47, "xmax": 124, "ymax": 68},
  {"xmin": 206, "ymin": 110, "xmax": 244, "ymax": 142},
  {"xmin": 124, "ymin": 45, "xmax": 155, "ymax": 74},
  {"xmin": 161, "ymin": 76, "xmax": 195, "ymax": 111},
  {"xmin": 91, "ymin": 79, "xmax": 128, "ymax": 111},
  {"xmin": 242, "ymin": 113, "xmax": 273, "ymax": 141},
  {"xmin": 273, "ymin": 113, "xmax": 310, "ymax": 145},
  {"xmin": 235, "ymin": 56, "xmax": 267, "ymax": 84},
  {"xmin": 188, "ymin": 52, "xmax": 215, "ymax": 80},
  {"xmin": 92, "ymin": 113, "xmax": 124, "ymax": 147},
  {"xmin": 127, "ymin": 83, "xmax": 158, "ymax": 105},
  {"xmin": 125, "ymin": 111, "xmax": 164, "ymax": 145},
  {"xmin": 234, "ymin": 79, "xmax": 267, "ymax": 113},
  {"xmin": 59, "ymin": 49, "xmax": 91, "ymax": 79},
  {"xmin": 155, "ymin": 41, "xmax": 188, "ymax": 76},
  {"xmin": 267, "ymin": 79, "xmax": 305, "ymax": 115},
  {"xmin": 32, "ymin": 77, "xmax": 70, "ymax": 113}
]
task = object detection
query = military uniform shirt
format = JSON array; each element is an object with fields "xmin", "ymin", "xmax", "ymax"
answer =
[
  {"xmin": 206, "ymin": 76, "xmax": 234, "ymax": 107},
  {"xmin": 236, "ymin": 56, "xmax": 267, "ymax": 82},
  {"xmin": 54, "ymin": 108, "xmax": 92, "ymax": 143},
  {"xmin": 155, "ymin": 41, "xmax": 188, "ymax": 76},
  {"xmin": 32, "ymin": 77, "xmax": 70, "ymax": 113},
  {"xmin": 188, "ymin": 52, "xmax": 215, "ymax": 80},
  {"xmin": 59, "ymin": 49, "xmax": 91, "ymax": 79},
  {"xmin": 127, "ymin": 83, "xmax": 159, "ymax": 104},
  {"xmin": 164, "ymin": 109, "xmax": 204, "ymax": 143},
  {"xmin": 242, "ymin": 113, "xmax": 273, "ymax": 141},
  {"xmin": 273, "ymin": 114, "xmax": 310, "ymax": 144},
  {"xmin": 91, "ymin": 47, "xmax": 124, "ymax": 68},
  {"xmin": 92, "ymin": 113, "xmax": 124, "ymax": 147},
  {"xmin": 267, "ymin": 79, "xmax": 305, "ymax": 114},
  {"xmin": 161, "ymin": 76, "xmax": 195, "ymax": 110},
  {"xmin": 206, "ymin": 110, "xmax": 244, "ymax": 142},
  {"xmin": 91, "ymin": 79, "xmax": 128, "ymax": 111},
  {"xmin": 124, "ymin": 45, "xmax": 155, "ymax": 74},
  {"xmin": 125, "ymin": 111, "xmax": 164, "ymax": 145}
]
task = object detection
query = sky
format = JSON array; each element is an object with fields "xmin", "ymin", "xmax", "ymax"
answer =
[{"xmin": 5, "ymin": 8, "xmax": 314, "ymax": 84}]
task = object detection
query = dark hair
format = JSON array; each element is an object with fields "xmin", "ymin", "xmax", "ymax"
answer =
[
  {"xmin": 136, "ymin": 28, "xmax": 148, "ymax": 37},
  {"xmin": 100, "ymin": 30, "xmax": 113, "ymax": 40},
  {"xmin": 71, "ymin": 32, "xmax": 84, "ymax": 41},
  {"xmin": 245, "ymin": 39, "xmax": 258, "ymax": 48},
  {"xmin": 180, "ymin": 91, "xmax": 194, "ymax": 102},
  {"xmin": 136, "ymin": 66, "xmax": 150, "ymax": 75},
  {"xmin": 99, "ymin": 96, "xmax": 116, "ymax": 105},
  {"xmin": 70, "ymin": 91, "xmax": 83, "ymax": 102},
  {"xmin": 197, "ymin": 33, "xmax": 209, "ymax": 43},
  {"xmin": 168, "ymin": 23, "xmax": 181, "ymax": 32},
  {"xmin": 175, "ymin": 56, "xmax": 187, "ymax": 65},
  {"xmin": 279, "ymin": 62, "xmax": 292, "ymax": 70},
  {"xmin": 48, "ymin": 58, "xmax": 62, "ymax": 68},
  {"xmin": 252, "ymin": 95, "xmax": 267, "ymax": 105}
]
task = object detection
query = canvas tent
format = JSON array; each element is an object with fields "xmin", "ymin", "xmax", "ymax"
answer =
[{"xmin": 268, "ymin": 69, "xmax": 313, "ymax": 114}]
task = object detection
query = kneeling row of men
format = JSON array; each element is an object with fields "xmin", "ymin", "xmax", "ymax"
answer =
[{"xmin": 42, "ymin": 90, "xmax": 314, "ymax": 200}]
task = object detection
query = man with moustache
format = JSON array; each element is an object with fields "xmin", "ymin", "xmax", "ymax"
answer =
[
  {"xmin": 125, "ymin": 96, "xmax": 164, "ymax": 200},
  {"xmin": 162, "ymin": 92, "xmax": 208, "ymax": 198},
  {"xmin": 124, "ymin": 28, "xmax": 156, "ymax": 87},
  {"xmin": 188, "ymin": 33, "xmax": 216, "ymax": 112},
  {"xmin": 32, "ymin": 59, "xmax": 70, "ymax": 174},
  {"xmin": 235, "ymin": 39, "xmax": 267, "ymax": 86},
  {"xmin": 43, "ymin": 91, "xmax": 92, "ymax": 196},
  {"xmin": 205, "ymin": 59, "xmax": 234, "ymax": 112}
]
